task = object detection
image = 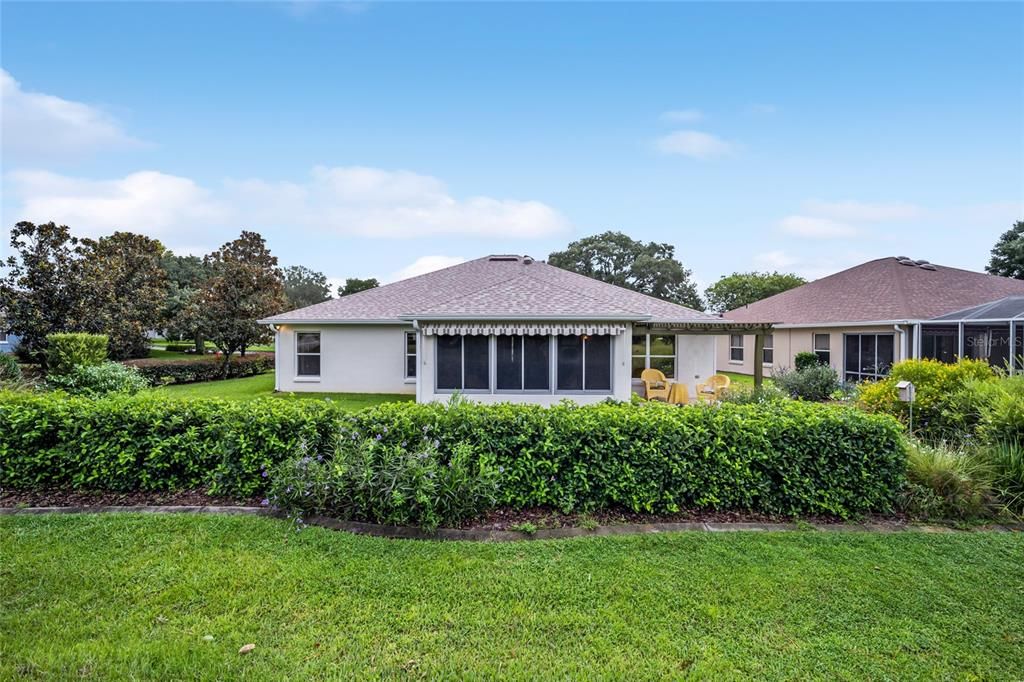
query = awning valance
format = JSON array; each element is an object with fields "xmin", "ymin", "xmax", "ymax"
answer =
[{"xmin": 419, "ymin": 321, "xmax": 630, "ymax": 336}]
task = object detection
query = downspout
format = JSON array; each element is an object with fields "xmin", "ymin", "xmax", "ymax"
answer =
[
  {"xmin": 893, "ymin": 324, "xmax": 906, "ymax": 364},
  {"xmin": 412, "ymin": 319, "xmax": 421, "ymax": 402},
  {"xmin": 269, "ymin": 324, "xmax": 280, "ymax": 392}
]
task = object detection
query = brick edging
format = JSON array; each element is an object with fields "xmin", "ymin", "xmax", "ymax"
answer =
[{"xmin": 2, "ymin": 505, "xmax": 1021, "ymax": 540}]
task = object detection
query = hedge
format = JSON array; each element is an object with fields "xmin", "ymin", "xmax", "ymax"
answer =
[
  {"xmin": 122, "ymin": 354, "xmax": 273, "ymax": 386},
  {"xmin": 0, "ymin": 394, "xmax": 906, "ymax": 516}
]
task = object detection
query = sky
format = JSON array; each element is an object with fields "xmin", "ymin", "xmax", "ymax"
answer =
[{"xmin": 2, "ymin": 1, "xmax": 1022, "ymax": 297}]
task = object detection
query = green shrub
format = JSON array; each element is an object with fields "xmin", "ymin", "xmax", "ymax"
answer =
[
  {"xmin": 45, "ymin": 333, "xmax": 108, "ymax": 375},
  {"xmin": 348, "ymin": 400, "xmax": 906, "ymax": 517},
  {"xmin": 0, "ymin": 354, "xmax": 21, "ymax": 382},
  {"xmin": 966, "ymin": 375, "xmax": 1024, "ymax": 445},
  {"xmin": 977, "ymin": 441, "xmax": 1024, "ymax": 514},
  {"xmin": 772, "ymin": 364, "xmax": 839, "ymax": 401},
  {"xmin": 268, "ymin": 439, "xmax": 499, "ymax": 530},
  {"xmin": 857, "ymin": 358, "xmax": 996, "ymax": 440},
  {"xmin": 794, "ymin": 351, "xmax": 821, "ymax": 371},
  {"xmin": 46, "ymin": 361, "xmax": 149, "ymax": 397},
  {"xmin": 0, "ymin": 395, "xmax": 906, "ymax": 518},
  {"xmin": 719, "ymin": 383, "xmax": 788, "ymax": 405},
  {"xmin": 123, "ymin": 354, "xmax": 273, "ymax": 386},
  {"xmin": 900, "ymin": 440, "xmax": 994, "ymax": 519},
  {"xmin": 162, "ymin": 342, "xmax": 196, "ymax": 353}
]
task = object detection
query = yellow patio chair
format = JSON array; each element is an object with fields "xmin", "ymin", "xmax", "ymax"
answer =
[
  {"xmin": 641, "ymin": 368, "xmax": 671, "ymax": 401},
  {"xmin": 696, "ymin": 374, "xmax": 731, "ymax": 402}
]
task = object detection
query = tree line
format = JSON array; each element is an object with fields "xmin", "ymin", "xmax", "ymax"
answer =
[{"xmin": 4, "ymin": 220, "xmax": 1020, "ymax": 370}]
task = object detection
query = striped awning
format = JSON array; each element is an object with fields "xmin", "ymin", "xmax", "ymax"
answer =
[{"xmin": 419, "ymin": 321, "xmax": 630, "ymax": 336}]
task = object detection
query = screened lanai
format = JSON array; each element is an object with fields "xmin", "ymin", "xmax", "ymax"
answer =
[{"xmin": 916, "ymin": 296, "xmax": 1024, "ymax": 374}]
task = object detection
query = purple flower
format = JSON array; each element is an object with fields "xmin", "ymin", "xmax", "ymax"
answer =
[
  {"xmin": 260, "ymin": 498, "xmax": 269, "ymax": 506},
  {"xmin": 375, "ymin": 434, "xmax": 382, "ymax": 441},
  {"xmin": 261, "ymin": 470, "xmax": 268, "ymax": 478}
]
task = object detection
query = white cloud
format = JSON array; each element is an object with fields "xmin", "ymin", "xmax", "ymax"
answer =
[
  {"xmin": 778, "ymin": 215, "xmax": 857, "ymax": 239},
  {"xmin": 388, "ymin": 255, "xmax": 466, "ymax": 282},
  {"xmin": 4, "ymin": 165, "xmax": 570, "ymax": 248},
  {"xmin": 1, "ymin": 69, "xmax": 143, "ymax": 161},
  {"xmin": 6, "ymin": 169, "xmax": 229, "ymax": 244},
  {"xmin": 753, "ymin": 250, "xmax": 799, "ymax": 269},
  {"xmin": 655, "ymin": 130, "xmax": 735, "ymax": 159},
  {"xmin": 660, "ymin": 109, "xmax": 704, "ymax": 123},
  {"xmin": 801, "ymin": 199, "xmax": 923, "ymax": 223}
]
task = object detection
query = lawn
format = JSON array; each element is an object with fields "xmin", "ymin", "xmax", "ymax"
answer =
[
  {"xmin": 2, "ymin": 515, "xmax": 1022, "ymax": 680},
  {"xmin": 719, "ymin": 370, "xmax": 774, "ymax": 388},
  {"xmin": 155, "ymin": 372, "xmax": 412, "ymax": 408}
]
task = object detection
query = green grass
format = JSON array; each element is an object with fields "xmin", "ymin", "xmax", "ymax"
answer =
[
  {"xmin": 154, "ymin": 372, "xmax": 412, "ymax": 408},
  {"xmin": 719, "ymin": 371, "xmax": 770, "ymax": 387},
  {"xmin": 2, "ymin": 515, "xmax": 1021, "ymax": 680},
  {"xmin": 150, "ymin": 339, "xmax": 274, "ymax": 353}
]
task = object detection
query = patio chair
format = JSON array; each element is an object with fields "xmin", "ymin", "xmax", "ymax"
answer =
[
  {"xmin": 640, "ymin": 368, "xmax": 671, "ymax": 401},
  {"xmin": 696, "ymin": 374, "xmax": 731, "ymax": 402}
]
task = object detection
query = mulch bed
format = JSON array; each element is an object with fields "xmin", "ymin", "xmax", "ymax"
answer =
[{"xmin": 0, "ymin": 488, "xmax": 261, "ymax": 509}]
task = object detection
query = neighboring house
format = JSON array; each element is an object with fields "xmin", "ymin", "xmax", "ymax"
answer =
[
  {"xmin": 717, "ymin": 257, "xmax": 1024, "ymax": 382},
  {"xmin": 261, "ymin": 255, "xmax": 766, "ymax": 403},
  {"xmin": 0, "ymin": 332, "xmax": 20, "ymax": 354}
]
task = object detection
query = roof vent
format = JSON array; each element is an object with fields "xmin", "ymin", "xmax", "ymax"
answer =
[
  {"xmin": 897, "ymin": 258, "xmax": 916, "ymax": 266},
  {"xmin": 488, "ymin": 255, "xmax": 520, "ymax": 262},
  {"xmin": 523, "ymin": 256, "xmax": 534, "ymax": 265},
  {"xmin": 896, "ymin": 256, "xmax": 910, "ymax": 261},
  {"xmin": 914, "ymin": 259, "xmax": 931, "ymax": 266},
  {"xmin": 919, "ymin": 263, "xmax": 937, "ymax": 271}
]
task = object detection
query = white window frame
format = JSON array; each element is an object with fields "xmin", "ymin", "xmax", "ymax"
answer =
[
  {"xmin": 494, "ymin": 334, "xmax": 552, "ymax": 394},
  {"xmin": 295, "ymin": 331, "xmax": 321, "ymax": 381},
  {"xmin": 762, "ymin": 333, "xmax": 774, "ymax": 366},
  {"xmin": 632, "ymin": 333, "xmax": 676, "ymax": 379},
  {"xmin": 729, "ymin": 334, "xmax": 744, "ymax": 363},
  {"xmin": 813, "ymin": 333, "xmax": 830, "ymax": 365},
  {"xmin": 556, "ymin": 334, "xmax": 613, "ymax": 394},
  {"xmin": 404, "ymin": 331, "xmax": 417, "ymax": 381},
  {"xmin": 434, "ymin": 335, "xmax": 491, "ymax": 393}
]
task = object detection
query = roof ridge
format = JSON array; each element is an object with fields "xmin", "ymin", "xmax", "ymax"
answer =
[{"xmin": 536, "ymin": 261, "xmax": 709, "ymax": 315}]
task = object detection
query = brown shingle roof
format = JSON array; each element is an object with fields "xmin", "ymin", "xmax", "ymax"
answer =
[
  {"xmin": 263, "ymin": 255, "xmax": 719, "ymax": 323},
  {"xmin": 725, "ymin": 257, "xmax": 1024, "ymax": 324}
]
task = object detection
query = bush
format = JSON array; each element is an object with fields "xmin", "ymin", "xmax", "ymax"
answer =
[
  {"xmin": 46, "ymin": 361, "xmax": 149, "ymax": 397},
  {"xmin": 857, "ymin": 359, "xmax": 998, "ymax": 441},
  {"xmin": 123, "ymin": 354, "xmax": 273, "ymax": 386},
  {"xmin": 794, "ymin": 351, "xmax": 821, "ymax": 371},
  {"xmin": 966, "ymin": 374, "xmax": 1024, "ymax": 445},
  {"xmin": 45, "ymin": 333, "xmax": 108, "ymax": 375},
  {"xmin": 900, "ymin": 440, "xmax": 994, "ymax": 519},
  {"xmin": 0, "ymin": 354, "xmax": 21, "ymax": 382},
  {"xmin": 0, "ymin": 395, "xmax": 906, "ymax": 518},
  {"xmin": 719, "ymin": 383, "xmax": 788, "ymax": 405},
  {"xmin": 0, "ymin": 392, "xmax": 343, "ymax": 496},
  {"xmin": 977, "ymin": 441, "xmax": 1024, "ymax": 515},
  {"xmin": 163, "ymin": 342, "xmax": 197, "ymax": 353},
  {"xmin": 268, "ymin": 439, "xmax": 499, "ymax": 530},
  {"xmin": 772, "ymin": 364, "xmax": 840, "ymax": 401}
]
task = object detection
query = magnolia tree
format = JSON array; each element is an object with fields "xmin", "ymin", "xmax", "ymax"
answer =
[{"xmin": 195, "ymin": 231, "xmax": 288, "ymax": 377}]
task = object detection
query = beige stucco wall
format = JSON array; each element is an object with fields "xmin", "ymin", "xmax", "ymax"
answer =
[
  {"xmin": 714, "ymin": 325, "xmax": 911, "ymax": 377},
  {"xmin": 274, "ymin": 323, "xmax": 718, "ymax": 404}
]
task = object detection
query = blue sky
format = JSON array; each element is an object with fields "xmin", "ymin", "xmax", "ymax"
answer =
[{"xmin": 2, "ymin": 1, "xmax": 1022, "ymax": 294}]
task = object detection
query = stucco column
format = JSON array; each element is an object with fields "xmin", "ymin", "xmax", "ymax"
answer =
[{"xmin": 753, "ymin": 332, "xmax": 765, "ymax": 389}]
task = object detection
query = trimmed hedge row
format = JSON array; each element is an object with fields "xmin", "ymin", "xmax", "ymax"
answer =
[
  {"xmin": 0, "ymin": 394, "xmax": 906, "ymax": 516},
  {"xmin": 122, "ymin": 354, "xmax": 273, "ymax": 386}
]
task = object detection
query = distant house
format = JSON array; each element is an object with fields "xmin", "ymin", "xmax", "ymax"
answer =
[
  {"xmin": 718, "ymin": 257, "xmax": 1024, "ymax": 382},
  {"xmin": 0, "ymin": 332, "xmax": 19, "ymax": 354},
  {"xmin": 261, "ymin": 255, "xmax": 765, "ymax": 403}
]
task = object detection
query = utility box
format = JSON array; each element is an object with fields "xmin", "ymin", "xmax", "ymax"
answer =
[{"xmin": 896, "ymin": 380, "xmax": 915, "ymax": 403}]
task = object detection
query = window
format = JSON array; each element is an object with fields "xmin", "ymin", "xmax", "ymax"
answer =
[
  {"xmin": 557, "ymin": 334, "xmax": 611, "ymax": 392},
  {"xmin": 813, "ymin": 333, "xmax": 830, "ymax": 365},
  {"xmin": 496, "ymin": 335, "xmax": 550, "ymax": 391},
  {"xmin": 729, "ymin": 334, "xmax": 744, "ymax": 362},
  {"xmin": 435, "ymin": 334, "xmax": 490, "ymax": 391},
  {"xmin": 404, "ymin": 332, "xmax": 417, "ymax": 379},
  {"xmin": 296, "ymin": 332, "xmax": 321, "ymax": 377},
  {"xmin": 844, "ymin": 333, "xmax": 894, "ymax": 383},
  {"xmin": 631, "ymin": 334, "xmax": 676, "ymax": 378},
  {"xmin": 920, "ymin": 325, "xmax": 958, "ymax": 363},
  {"xmin": 762, "ymin": 334, "xmax": 774, "ymax": 365},
  {"xmin": 0, "ymin": 332, "xmax": 7, "ymax": 343}
]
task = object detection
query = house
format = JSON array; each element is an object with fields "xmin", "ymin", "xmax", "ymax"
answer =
[
  {"xmin": 0, "ymin": 332, "xmax": 20, "ymax": 354},
  {"xmin": 261, "ymin": 255, "xmax": 767, "ymax": 403},
  {"xmin": 717, "ymin": 257, "xmax": 1024, "ymax": 382}
]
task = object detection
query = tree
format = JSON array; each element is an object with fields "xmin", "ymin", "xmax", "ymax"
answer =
[
  {"xmin": 160, "ymin": 252, "xmax": 211, "ymax": 352},
  {"xmin": 547, "ymin": 231, "xmax": 703, "ymax": 309},
  {"xmin": 77, "ymin": 232, "xmax": 168, "ymax": 359},
  {"xmin": 283, "ymin": 265, "xmax": 331, "ymax": 309},
  {"xmin": 0, "ymin": 221, "xmax": 87, "ymax": 363},
  {"xmin": 194, "ymin": 231, "xmax": 287, "ymax": 376},
  {"xmin": 337, "ymin": 277, "xmax": 379, "ymax": 297},
  {"xmin": 986, "ymin": 220, "xmax": 1024, "ymax": 279},
  {"xmin": 704, "ymin": 271, "xmax": 807, "ymax": 313}
]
